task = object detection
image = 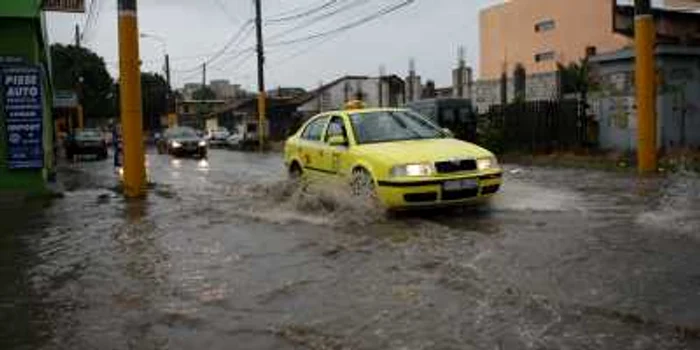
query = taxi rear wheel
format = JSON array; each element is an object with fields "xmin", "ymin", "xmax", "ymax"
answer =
[
  {"xmin": 351, "ymin": 168, "xmax": 376, "ymax": 197},
  {"xmin": 289, "ymin": 162, "xmax": 303, "ymax": 179}
]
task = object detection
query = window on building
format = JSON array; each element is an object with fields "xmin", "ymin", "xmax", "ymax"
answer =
[
  {"xmin": 585, "ymin": 46, "xmax": 597, "ymax": 57},
  {"xmin": 534, "ymin": 19, "xmax": 555, "ymax": 32},
  {"xmin": 534, "ymin": 51, "xmax": 556, "ymax": 63}
]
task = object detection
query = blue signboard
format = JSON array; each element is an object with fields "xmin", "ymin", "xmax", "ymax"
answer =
[{"xmin": 2, "ymin": 66, "xmax": 44, "ymax": 169}]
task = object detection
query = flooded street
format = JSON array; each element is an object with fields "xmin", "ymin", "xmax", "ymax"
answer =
[{"xmin": 2, "ymin": 149, "xmax": 700, "ymax": 349}]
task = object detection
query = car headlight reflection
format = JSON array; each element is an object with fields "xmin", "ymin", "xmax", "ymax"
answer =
[
  {"xmin": 390, "ymin": 163, "xmax": 434, "ymax": 177},
  {"xmin": 477, "ymin": 157, "xmax": 499, "ymax": 171},
  {"xmin": 171, "ymin": 141, "xmax": 182, "ymax": 148}
]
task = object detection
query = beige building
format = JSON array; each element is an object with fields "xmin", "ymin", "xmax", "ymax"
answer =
[{"xmin": 479, "ymin": 0, "xmax": 630, "ymax": 80}]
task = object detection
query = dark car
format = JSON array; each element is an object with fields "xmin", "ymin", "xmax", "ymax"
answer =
[
  {"xmin": 405, "ymin": 98, "xmax": 477, "ymax": 142},
  {"xmin": 156, "ymin": 126, "xmax": 208, "ymax": 158},
  {"xmin": 65, "ymin": 129, "xmax": 108, "ymax": 160}
]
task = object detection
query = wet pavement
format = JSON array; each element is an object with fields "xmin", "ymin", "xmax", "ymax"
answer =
[{"xmin": 2, "ymin": 149, "xmax": 700, "ymax": 349}]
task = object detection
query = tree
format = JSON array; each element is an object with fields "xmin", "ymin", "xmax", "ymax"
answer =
[
  {"xmin": 192, "ymin": 86, "xmax": 217, "ymax": 100},
  {"xmin": 558, "ymin": 58, "xmax": 593, "ymax": 96},
  {"xmin": 140, "ymin": 72, "xmax": 169, "ymax": 131},
  {"xmin": 513, "ymin": 63, "xmax": 527, "ymax": 102},
  {"xmin": 50, "ymin": 44, "xmax": 116, "ymax": 122}
]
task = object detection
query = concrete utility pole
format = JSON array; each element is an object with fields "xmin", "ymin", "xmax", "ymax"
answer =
[
  {"xmin": 165, "ymin": 54, "xmax": 171, "ymax": 92},
  {"xmin": 74, "ymin": 24, "xmax": 84, "ymax": 130},
  {"xmin": 408, "ymin": 58, "xmax": 415, "ymax": 102},
  {"xmin": 117, "ymin": 0, "xmax": 146, "ymax": 197},
  {"xmin": 379, "ymin": 64, "xmax": 386, "ymax": 107},
  {"xmin": 74, "ymin": 24, "xmax": 81, "ymax": 47},
  {"xmin": 634, "ymin": 0, "xmax": 657, "ymax": 173},
  {"xmin": 202, "ymin": 62, "xmax": 206, "ymax": 88},
  {"xmin": 255, "ymin": 0, "xmax": 267, "ymax": 152}
]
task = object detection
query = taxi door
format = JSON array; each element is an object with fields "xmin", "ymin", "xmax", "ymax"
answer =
[
  {"xmin": 296, "ymin": 115, "xmax": 330, "ymax": 178},
  {"xmin": 316, "ymin": 115, "xmax": 351, "ymax": 177}
]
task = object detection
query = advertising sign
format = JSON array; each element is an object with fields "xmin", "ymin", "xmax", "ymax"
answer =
[
  {"xmin": 43, "ymin": 0, "xmax": 85, "ymax": 13},
  {"xmin": 2, "ymin": 66, "xmax": 44, "ymax": 169},
  {"xmin": 53, "ymin": 90, "xmax": 78, "ymax": 108}
]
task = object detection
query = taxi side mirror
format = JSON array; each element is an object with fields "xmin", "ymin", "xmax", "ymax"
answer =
[{"xmin": 328, "ymin": 135, "xmax": 348, "ymax": 147}]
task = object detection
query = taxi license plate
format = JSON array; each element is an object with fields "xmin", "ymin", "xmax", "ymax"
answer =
[{"xmin": 442, "ymin": 179, "xmax": 478, "ymax": 191}]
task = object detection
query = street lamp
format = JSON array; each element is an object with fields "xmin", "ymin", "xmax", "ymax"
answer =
[
  {"xmin": 139, "ymin": 32, "xmax": 170, "ymax": 87},
  {"xmin": 140, "ymin": 32, "xmax": 174, "ymax": 127}
]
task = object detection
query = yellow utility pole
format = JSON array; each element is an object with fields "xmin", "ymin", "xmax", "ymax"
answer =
[
  {"xmin": 118, "ymin": 0, "xmax": 146, "ymax": 197},
  {"xmin": 634, "ymin": 0, "xmax": 657, "ymax": 173}
]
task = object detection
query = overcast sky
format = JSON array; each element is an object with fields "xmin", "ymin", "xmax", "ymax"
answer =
[
  {"xmin": 46, "ymin": 0, "xmax": 508, "ymax": 91},
  {"xmin": 45, "ymin": 0, "xmax": 667, "ymax": 91}
]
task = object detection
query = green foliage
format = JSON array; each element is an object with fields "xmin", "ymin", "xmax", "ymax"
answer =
[
  {"xmin": 476, "ymin": 116, "xmax": 504, "ymax": 154},
  {"xmin": 50, "ymin": 44, "xmax": 116, "ymax": 121},
  {"xmin": 558, "ymin": 58, "xmax": 596, "ymax": 95},
  {"xmin": 192, "ymin": 86, "xmax": 217, "ymax": 100},
  {"xmin": 140, "ymin": 72, "xmax": 169, "ymax": 130}
]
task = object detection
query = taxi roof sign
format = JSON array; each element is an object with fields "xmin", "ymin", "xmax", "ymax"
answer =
[{"xmin": 344, "ymin": 100, "xmax": 366, "ymax": 110}]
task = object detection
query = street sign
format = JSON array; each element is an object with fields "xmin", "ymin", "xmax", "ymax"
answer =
[
  {"xmin": 53, "ymin": 90, "xmax": 78, "ymax": 108},
  {"xmin": 1, "ymin": 66, "xmax": 44, "ymax": 169},
  {"xmin": 42, "ymin": 0, "xmax": 85, "ymax": 13}
]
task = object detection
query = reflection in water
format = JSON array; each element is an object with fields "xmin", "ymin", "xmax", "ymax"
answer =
[
  {"xmin": 117, "ymin": 198, "xmax": 168, "ymax": 348},
  {"xmin": 197, "ymin": 159, "xmax": 209, "ymax": 172},
  {"xmin": 170, "ymin": 159, "xmax": 182, "ymax": 169}
]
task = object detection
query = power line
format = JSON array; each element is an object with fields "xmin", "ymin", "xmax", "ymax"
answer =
[
  {"xmin": 267, "ymin": 0, "xmax": 370, "ymax": 41},
  {"xmin": 266, "ymin": 0, "xmax": 342, "ymax": 23},
  {"xmin": 267, "ymin": 0, "xmax": 415, "ymax": 47},
  {"xmin": 175, "ymin": 19, "xmax": 254, "ymax": 74},
  {"xmin": 81, "ymin": 0, "xmax": 102, "ymax": 43},
  {"xmin": 213, "ymin": 0, "xmax": 242, "ymax": 25}
]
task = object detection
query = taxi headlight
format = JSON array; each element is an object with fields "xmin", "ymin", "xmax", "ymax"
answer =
[
  {"xmin": 171, "ymin": 141, "xmax": 182, "ymax": 148},
  {"xmin": 477, "ymin": 157, "xmax": 499, "ymax": 171},
  {"xmin": 390, "ymin": 163, "xmax": 434, "ymax": 177}
]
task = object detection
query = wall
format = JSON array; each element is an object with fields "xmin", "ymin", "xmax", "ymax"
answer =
[
  {"xmin": 0, "ymin": 17, "xmax": 53, "ymax": 193},
  {"xmin": 479, "ymin": 0, "xmax": 629, "ymax": 80},
  {"xmin": 474, "ymin": 71, "xmax": 559, "ymax": 112},
  {"xmin": 588, "ymin": 46, "xmax": 700, "ymax": 151},
  {"xmin": 298, "ymin": 77, "xmax": 405, "ymax": 115}
]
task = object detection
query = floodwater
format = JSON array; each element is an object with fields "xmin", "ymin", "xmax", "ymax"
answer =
[{"xmin": 2, "ymin": 149, "xmax": 700, "ymax": 349}]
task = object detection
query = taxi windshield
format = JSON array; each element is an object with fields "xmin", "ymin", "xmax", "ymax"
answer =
[{"xmin": 349, "ymin": 110, "xmax": 446, "ymax": 145}]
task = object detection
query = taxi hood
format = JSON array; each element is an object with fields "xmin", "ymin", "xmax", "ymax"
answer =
[{"xmin": 356, "ymin": 138, "xmax": 494, "ymax": 164}]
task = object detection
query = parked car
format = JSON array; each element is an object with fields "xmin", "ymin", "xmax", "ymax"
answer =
[
  {"xmin": 405, "ymin": 98, "xmax": 477, "ymax": 142},
  {"xmin": 156, "ymin": 126, "xmax": 208, "ymax": 158},
  {"xmin": 225, "ymin": 132, "xmax": 243, "ymax": 149},
  {"xmin": 206, "ymin": 128, "xmax": 230, "ymax": 148},
  {"xmin": 284, "ymin": 105, "xmax": 502, "ymax": 209},
  {"xmin": 235, "ymin": 122, "xmax": 260, "ymax": 150},
  {"xmin": 65, "ymin": 129, "xmax": 108, "ymax": 160}
]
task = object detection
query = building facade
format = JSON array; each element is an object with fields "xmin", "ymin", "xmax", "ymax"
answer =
[
  {"xmin": 589, "ymin": 46, "xmax": 700, "ymax": 151},
  {"xmin": 0, "ymin": 0, "xmax": 55, "ymax": 194},
  {"xmin": 479, "ymin": 0, "xmax": 629, "ymax": 81},
  {"xmin": 297, "ymin": 75, "xmax": 405, "ymax": 116}
]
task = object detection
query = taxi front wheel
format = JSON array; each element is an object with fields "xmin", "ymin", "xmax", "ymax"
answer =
[{"xmin": 351, "ymin": 168, "xmax": 376, "ymax": 198}]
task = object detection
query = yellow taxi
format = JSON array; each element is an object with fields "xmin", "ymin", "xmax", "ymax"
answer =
[{"xmin": 284, "ymin": 103, "xmax": 502, "ymax": 208}]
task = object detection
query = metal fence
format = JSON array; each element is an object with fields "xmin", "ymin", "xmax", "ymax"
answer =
[{"xmin": 478, "ymin": 99, "xmax": 586, "ymax": 153}]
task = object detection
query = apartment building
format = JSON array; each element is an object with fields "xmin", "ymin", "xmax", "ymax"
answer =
[{"xmin": 479, "ymin": 0, "xmax": 629, "ymax": 80}]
